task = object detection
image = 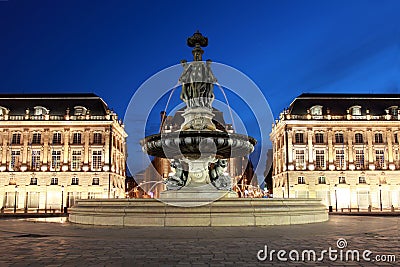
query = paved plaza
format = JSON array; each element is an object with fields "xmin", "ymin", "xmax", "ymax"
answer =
[{"xmin": 0, "ymin": 215, "xmax": 398, "ymax": 266}]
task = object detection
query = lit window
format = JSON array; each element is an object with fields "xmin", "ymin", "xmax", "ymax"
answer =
[
  {"xmin": 11, "ymin": 133, "xmax": 21, "ymax": 145},
  {"xmin": 295, "ymin": 150, "xmax": 305, "ymax": 170},
  {"xmin": 335, "ymin": 133, "xmax": 344, "ymax": 144},
  {"xmin": 318, "ymin": 176, "xmax": 326, "ymax": 184},
  {"xmin": 92, "ymin": 150, "xmax": 102, "ymax": 170},
  {"xmin": 339, "ymin": 177, "xmax": 346, "ymax": 184},
  {"xmin": 355, "ymin": 150, "xmax": 364, "ymax": 169},
  {"xmin": 350, "ymin": 106, "xmax": 361, "ymax": 116},
  {"xmin": 295, "ymin": 132, "xmax": 304, "ymax": 144},
  {"xmin": 92, "ymin": 178, "xmax": 100, "ymax": 185},
  {"xmin": 298, "ymin": 177, "xmax": 305, "ymax": 184},
  {"xmin": 73, "ymin": 133, "xmax": 82, "ymax": 144},
  {"xmin": 335, "ymin": 149, "xmax": 345, "ymax": 169},
  {"xmin": 315, "ymin": 150, "xmax": 325, "ymax": 170},
  {"xmin": 310, "ymin": 105, "xmax": 323, "ymax": 116},
  {"xmin": 71, "ymin": 177, "xmax": 79, "ymax": 185},
  {"xmin": 50, "ymin": 177, "xmax": 58, "ymax": 185},
  {"xmin": 359, "ymin": 177, "xmax": 366, "ymax": 184},
  {"xmin": 52, "ymin": 132, "xmax": 62, "ymax": 145},
  {"xmin": 31, "ymin": 150, "xmax": 41, "ymax": 170},
  {"xmin": 30, "ymin": 177, "xmax": 38, "ymax": 185},
  {"xmin": 93, "ymin": 133, "xmax": 102, "ymax": 144},
  {"xmin": 10, "ymin": 150, "xmax": 20, "ymax": 170},
  {"xmin": 375, "ymin": 133, "xmax": 383, "ymax": 144},
  {"xmin": 315, "ymin": 133, "xmax": 324, "ymax": 144},
  {"xmin": 375, "ymin": 149, "xmax": 385, "ymax": 169},
  {"xmin": 51, "ymin": 150, "xmax": 61, "ymax": 170},
  {"xmin": 32, "ymin": 133, "xmax": 41, "ymax": 144},
  {"xmin": 71, "ymin": 150, "xmax": 81, "ymax": 171}
]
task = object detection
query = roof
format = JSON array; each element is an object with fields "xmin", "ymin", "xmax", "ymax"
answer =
[
  {"xmin": 288, "ymin": 93, "xmax": 400, "ymax": 115},
  {"xmin": 0, "ymin": 93, "xmax": 109, "ymax": 116}
]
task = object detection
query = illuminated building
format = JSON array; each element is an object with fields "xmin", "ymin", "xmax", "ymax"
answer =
[
  {"xmin": 271, "ymin": 93, "xmax": 400, "ymax": 210},
  {"xmin": 0, "ymin": 93, "xmax": 127, "ymax": 212}
]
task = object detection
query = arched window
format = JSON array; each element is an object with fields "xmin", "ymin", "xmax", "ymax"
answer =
[
  {"xmin": 0, "ymin": 106, "xmax": 9, "ymax": 116},
  {"xmin": 33, "ymin": 106, "xmax": 49, "ymax": 115},
  {"xmin": 74, "ymin": 106, "xmax": 87, "ymax": 116},
  {"xmin": 355, "ymin": 133, "xmax": 363, "ymax": 144},
  {"xmin": 350, "ymin": 106, "xmax": 362, "ymax": 116},
  {"xmin": 310, "ymin": 105, "xmax": 323, "ymax": 116}
]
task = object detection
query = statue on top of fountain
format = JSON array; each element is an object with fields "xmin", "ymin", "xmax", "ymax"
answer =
[{"xmin": 179, "ymin": 31, "xmax": 217, "ymax": 108}]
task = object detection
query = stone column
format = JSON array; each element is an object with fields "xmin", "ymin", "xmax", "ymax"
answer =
[
  {"xmin": 387, "ymin": 129, "xmax": 394, "ymax": 170},
  {"xmin": 308, "ymin": 130, "xmax": 314, "ymax": 170},
  {"xmin": 104, "ymin": 128, "xmax": 110, "ymax": 166},
  {"xmin": 367, "ymin": 129, "xmax": 374, "ymax": 169},
  {"xmin": 84, "ymin": 129, "xmax": 90, "ymax": 165},
  {"xmin": 1, "ymin": 130, "xmax": 8, "ymax": 165},
  {"xmin": 327, "ymin": 129, "xmax": 334, "ymax": 170},
  {"xmin": 22, "ymin": 129, "xmax": 29, "ymax": 165},
  {"xmin": 42, "ymin": 129, "xmax": 49, "ymax": 167},
  {"xmin": 287, "ymin": 129, "xmax": 293, "ymax": 165},
  {"xmin": 347, "ymin": 129, "xmax": 354, "ymax": 170}
]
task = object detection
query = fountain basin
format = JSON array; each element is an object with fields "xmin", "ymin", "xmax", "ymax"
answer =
[{"xmin": 141, "ymin": 131, "xmax": 257, "ymax": 159}]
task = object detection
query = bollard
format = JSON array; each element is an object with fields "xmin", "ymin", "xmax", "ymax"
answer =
[{"xmin": 328, "ymin": 206, "xmax": 333, "ymax": 212}]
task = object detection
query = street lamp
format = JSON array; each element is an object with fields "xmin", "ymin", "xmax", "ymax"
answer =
[
  {"xmin": 282, "ymin": 186, "xmax": 285, "ymax": 198},
  {"xmin": 379, "ymin": 184, "xmax": 382, "ymax": 211},
  {"xmin": 334, "ymin": 184, "xmax": 338, "ymax": 212},
  {"xmin": 61, "ymin": 185, "xmax": 64, "ymax": 213},
  {"xmin": 14, "ymin": 185, "xmax": 18, "ymax": 213}
]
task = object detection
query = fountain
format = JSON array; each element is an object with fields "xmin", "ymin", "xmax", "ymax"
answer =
[
  {"xmin": 141, "ymin": 31, "xmax": 256, "ymax": 205},
  {"xmin": 68, "ymin": 32, "xmax": 328, "ymax": 226}
]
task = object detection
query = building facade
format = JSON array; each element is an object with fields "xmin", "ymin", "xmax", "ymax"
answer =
[
  {"xmin": 271, "ymin": 93, "xmax": 400, "ymax": 210},
  {"xmin": 0, "ymin": 94, "xmax": 127, "ymax": 212}
]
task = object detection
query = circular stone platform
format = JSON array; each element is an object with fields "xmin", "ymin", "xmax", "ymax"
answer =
[{"xmin": 68, "ymin": 198, "xmax": 328, "ymax": 226}]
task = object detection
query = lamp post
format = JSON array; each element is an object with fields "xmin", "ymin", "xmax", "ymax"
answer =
[
  {"xmin": 334, "ymin": 184, "xmax": 338, "ymax": 212},
  {"xmin": 61, "ymin": 185, "xmax": 64, "ymax": 213},
  {"xmin": 282, "ymin": 186, "xmax": 285, "ymax": 198},
  {"xmin": 14, "ymin": 185, "xmax": 18, "ymax": 213},
  {"xmin": 379, "ymin": 184, "xmax": 382, "ymax": 211}
]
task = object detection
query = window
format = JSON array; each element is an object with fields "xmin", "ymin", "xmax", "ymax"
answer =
[
  {"xmin": 335, "ymin": 133, "xmax": 344, "ymax": 144},
  {"xmin": 394, "ymin": 133, "xmax": 398, "ymax": 144},
  {"xmin": 10, "ymin": 150, "xmax": 20, "ymax": 170},
  {"xmin": 310, "ymin": 105, "xmax": 323, "ymax": 116},
  {"xmin": 375, "ymin": 149, "xmax": 385, "ymax": 169},
  {"xmin": 298, "ymin": 177, "xmax": 305, "ymax": 184},
  {"xmin": 11, "ymin": 133, "xmax": 21, "ymax": 145},
  {"xmin": 31, "ymin": 150, "xmax": 41, "ymax": 170},
  {"xmin": 71, "ymin": 150, "xmax": 81, "ymax": 171},
  {"xmin": 375, "ymin": 133, "xmax": 383, "ymax": 144},
  {"xmin": 93, "ymin": 133, "xmax": 102, "ymax": 144},
  {"xmin": 350, "ymin": 106, "xmax": 361, "ymax": 116},
  {"xmin": 73, "ymin": 133, "xmax": 82, "ymax": 144},
  {"xmin": 335, "ymin": 149, "xmax": 345, "ymax": 169},
  {"xmin": 295, "ymin": 132, "xmax": 304, "ymax": 144},
  {"xmin": 315, "ymin": 133, "xmax": 324, "ymax": 144},
  {"xmin": 92, "ymin": 177, "xmax": 100, "ymax": 185},
  {"xmin": 315, "ymin": 150, "xmax": 325, "ymax": 170},
  {"xmin": 339, "ymin": 177, "xmax": 346, "ymax": 184},
  {"xmin": 355, "ymin": 149, "xmax": 364, "ymax": 169},
  {"xmin": 71, "ymin": 177, "xmax": 79, "ymax": 185},
  {"xmin": 92, "ymin": 150, "xmax": 102, "ymax": 170},
  {"xmin": 359, "ymin": 177, "xmax": 366, "ymax": 184},
  {"xmin": 34, "ymin": 106, "xmax": 48, "ymax": 115},
  {"xmin": 50, "ymin": 177, "xmax": 58, "ymax": 185},
  {"xmin": 388, "ymin": 106, "xmax": 398, "ymax": 116},
  {"xmin": 30, "ymin": 177, "xmax": 38, "ymax": 185},
  {"xmin": 52, "ymin": 132, "xmax": 62, "ymax": 145},
  {"xmin": 355, "ymin": 133, "xmax": 363, "ymax": 144},
  {"xmin": 51, "ymin": 150, "xmax": 61, "ymax": 170},
  {"xmin": 318, "ymin": 176, "xmax": 326, "ymax": 184},
  {"xmin": 32, "ymin": 133, "xmax": 41, "ymax": 144},
  {"xmin": 295, "ymin": 150, "xmax": 305, "ymax": 170},
  {"xmin": 74, "ymin": 106, "xmax": 87, "ymax": 116}
]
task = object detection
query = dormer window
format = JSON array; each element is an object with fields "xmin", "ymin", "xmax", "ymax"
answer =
[
  {"xmin": 387, "ymin": 106, "xmax": 398, "ymax": 116},
  {"xmin": 350, "ymin": 106, "xmax": 362, "ymax": 116},
  {"xmin": 0, "ymin": 106, "xmax": 9, "ymax": 116},
  {"xmin": 74, "ymin": 106, "xmax": 87, "ymax": 116},
  {"xmin": 34, "ymin": 106, "xmax": 49, "ymax": 115},
  {"xmin": 310, "ymin": 105, "xmax": 323, "ymax": 116}
]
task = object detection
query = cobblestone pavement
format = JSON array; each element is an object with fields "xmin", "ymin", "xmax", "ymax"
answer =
[{"xmin": 0, "ymin": 216, "xmax": 398, "ymax": 266}]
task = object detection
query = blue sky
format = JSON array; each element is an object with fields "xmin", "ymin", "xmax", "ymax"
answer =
[{"xmin": 1, "ymin": 0, "xmax": 399, "ymax": 121}]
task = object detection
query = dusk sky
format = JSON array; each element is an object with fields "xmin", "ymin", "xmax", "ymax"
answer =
[{"xmin": 1, "ymin": 0, "xmax": 400, "ymax": 119}]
